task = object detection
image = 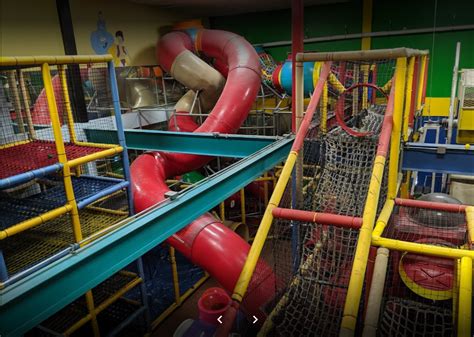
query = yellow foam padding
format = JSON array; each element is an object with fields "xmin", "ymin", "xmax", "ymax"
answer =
[
  {"xmin": 457, "ymin": 108, "xmax": 474, "ymax": 144},
  {"xmin": 422, "ymin": 97, "xmax": 450, "ymax": 116},
  {"xmin": 458, "ymin": 108, "xmax": 474, "ymax": 131}
]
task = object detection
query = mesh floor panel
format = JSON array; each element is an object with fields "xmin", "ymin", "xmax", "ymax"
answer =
[
  {"xmin": 0, "ymin": 176, "xmax": 122, "ymax": 230},
  {"xmin": 1, "ymin": 208, "xmax": 127, "ymax": 275},
  {"xmin": 0, "ymin": 140, "xmax": 103, "ymax": 179}
]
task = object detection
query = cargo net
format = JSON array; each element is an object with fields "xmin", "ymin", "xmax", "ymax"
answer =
[
  {"xmin": 376, "ymin": 205, "xmax": 467, "ymax": 337},
  {"xmin": 252, "ymin": 59, "xmax": 395, "ymax": 337},
  {"xmin": 0, "ymin": 63, "xmax": 123, "ymax": 180}
]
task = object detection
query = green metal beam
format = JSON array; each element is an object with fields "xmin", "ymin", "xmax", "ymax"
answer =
[
  {"xmin": 86, "ymin": 129, "xmax": 282, "ymax": 157},
  {"xmin": 0, "ymin": 136, "xmax": 293, "ymax": 336}
]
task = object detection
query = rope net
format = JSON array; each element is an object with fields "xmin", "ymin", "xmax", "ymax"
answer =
[{"xmin": 244, "ymin": 58, "xmax": 396, "ymax": 337}]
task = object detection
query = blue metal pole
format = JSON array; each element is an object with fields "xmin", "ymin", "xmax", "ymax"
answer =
[
  {"xmin": 107, "ymin": 60, "xmax": 134, "ymax": 215},
  {"xmin": 0, "ymin": 164, "xmax": 63, "ymax": 190},
  {"xmin": 0, "ymin": 250, "xmax": 8, "ymax": 282},
  {"xmin": 136, "ymin": 257, "xmax": 151, "ymax": 332},
  {"xmin": 77, "ymin": 181, "xmax": 129, "ymax": 209}
]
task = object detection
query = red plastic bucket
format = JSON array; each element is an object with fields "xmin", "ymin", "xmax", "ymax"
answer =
[{"xmin": 198, "ymin": 287, "xmax": 231, "ymax": 325}]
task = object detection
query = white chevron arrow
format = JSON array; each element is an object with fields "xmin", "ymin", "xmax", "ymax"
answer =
[
  {"xmin": 217, "ymin": 315, "xmax": 223, "ymax": 324},
  {"xmin": 252, "ymin": 315, "xmax": 258, "ymax": 324}
]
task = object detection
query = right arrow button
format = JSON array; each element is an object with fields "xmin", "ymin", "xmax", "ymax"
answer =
[{"xmin": 252, "ymin": 315, "xmax": 258, "ymax": 324}]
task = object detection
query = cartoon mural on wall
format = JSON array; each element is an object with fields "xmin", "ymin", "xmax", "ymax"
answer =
[
  {"xmin": 90, "ymin": 12, "xmax": 131, "ymax": 66},
  {"xmin": 109, "ymin": 31, "xmax": 131, "ymax": 67},
  {"xmin": 90, "ymin": 12, "xmax": 114, "ymax": 55}
]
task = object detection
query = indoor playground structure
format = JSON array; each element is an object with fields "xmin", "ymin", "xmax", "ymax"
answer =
[{"xmin": 1, "ymin": 2, "xmax": 474, "ymax": 337}]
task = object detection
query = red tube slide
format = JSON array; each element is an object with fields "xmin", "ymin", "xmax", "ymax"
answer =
[{"xmin": 130, "ymin": 29, "xmax": 275, "ymax": 318}]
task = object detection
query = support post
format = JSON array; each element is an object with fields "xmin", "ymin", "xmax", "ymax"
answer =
[
  {"xmin": 447, "ymin": 42, "xmax": 461, "ymax": 144},
  {"xmin": 291, "ymin": 0, "xmax": 304, "ymax": 132},
  {"xmin": 361, "ymin": 0, "xmax": 373, "ymax": 50},
  {"xmin": 56, "ymin": 0, "xmax": 88, "ymax": 122},
  {"xmin": 388, "ymin": 57, "xmax": 407, "ymax": 199}
]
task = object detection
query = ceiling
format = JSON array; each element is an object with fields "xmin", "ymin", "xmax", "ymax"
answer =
[{"xmin": 130, "ymin": 0, "xmax": 346, "ymax": 16}]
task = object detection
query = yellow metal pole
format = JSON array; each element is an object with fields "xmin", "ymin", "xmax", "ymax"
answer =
[
  {"xmin": 84, "ymin": 291, "xmax": 101, "ymax": 337},
  {"xmin": 58, "ymin": 65, "xmax": 78, "ymax": 144},
  {"xmin": 7, "ymin": 70, "xmax": 26, "ymax": 133},
  {"xmin": 458, "ymin": 256, "xmax": 472, "ymax": 337},
  {"xmin": 0, "ymin": 204, "xmax": 72, "ymax": 240},
  {"xmin": 416, "ymin": 55, "xmax": 427, "ymax": 111},
  {"xmin": 340, "ymin": 155, "xmax": 387, "ymax": 336},
  {"xmin": 322, "ymin": 82, "xmax": 328, "ymax": 134},
  {"xmin": 42, "ymin": 63, "xmax": 83, "ymax": 242},
  {"xmin": 232, "ymin": 151, "xmax": 298, "ymax": 301},
  {"xmin": 352, "ymin": 65, "xmax": 359, "ymax": 116},
  {"xmin": 402, "ymin": 57, "xmax": 415, "ymax": 141},
  {"xmin": 220, "ymin": 202, "xmax": 226, "ymax": 221},
  {"xmin": 361, "ymin": 0, "xmax": 373, "ymax": 50},
  {"xmin": 328, "ymin": 73, "xmax": 345, "ymax": 94},
  {"xmin": 372, "ymin": 199, "xmax": 395, "ymax": 238},
  {"xmin": 361, "ymin": 64, "xmax": 370, "ymax": 109},
  {"xmin": 17, "ymin": 69, "xmax": 36, "ymax": 138},
  {"xmin": 169, "ymin": 246, "xmax": 182, "ymax": 305},
  {"xmin": 67, "ymin": 146, "xmax": 123, "ymax": 168},
  {"xmin": 0, "ymin": 55, "xmax": 113, "ymax": 66},
  {"xmin": 240, "ymin": 188, "xmax": 246, "ymax": 225},
  {"xmin": 0, "ymin": 139, "xmax": 31, "ymax": 149},
  {"xmin": 467, "ymin": 206, "xmax": 474, "ymax": 245},
  {"xmin": 388, "ymin": 57, "xmax": 407, "ymax": 199}
]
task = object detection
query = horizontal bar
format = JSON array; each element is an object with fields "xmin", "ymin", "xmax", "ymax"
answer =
[
  {"xmin": 0, "ymin": 204, "xmax": 72, "ymax": 240},
  {"xmin": 372, "ymin": 236, "xmax": 474, "ymax": 259},
  {"xmin": 0, "ymin": 163, "xmax": 63, "ymax": 190},
  {"xmin": 0, "ymin": 55, "xmax": 112, "ymax": 67},
  {"xmin": 262, "ymin": 24, "xmax": 474, "ymax": 48},
  {"xmin": 402, "ymin": 142, "xmax": 474, "ymax": 175},
  {"xmin": 67, "ymin": 146, "xmax": 123, "ymax": 167},
  {"xmin": 296, "ymin": 48, "xmax": 428, "ymax": 62},
  {"xmin": 395, "ymin": 197, "xmax": 467, "ymax": 212},
  {"xmin": 77, "ymin": 181, "xmax": 129, "ymax": 209},
  {"xmin": 272, "ymin": 207, "xmax": 362, "ymax": 229},
  {"xmin": 0, "ymin": 137, "xmax": 293, "ymax": 336},
  {"xmin": 121, "ymin": 129, "xmax": 284, "ymax": 158},
  {"xmin": 79, "ymin": 174, "xmax": 124, "ymax": 183},
  {"xmin": 75, "ymin": 141, "xmax": 117, "ymax": 149}
]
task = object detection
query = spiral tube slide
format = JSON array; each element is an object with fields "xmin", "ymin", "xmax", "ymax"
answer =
[{"xmin": 130, "ymin": 29, "xmax": 275, "ymax": 317}]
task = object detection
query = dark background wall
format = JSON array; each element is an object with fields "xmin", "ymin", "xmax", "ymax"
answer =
[{"xmin": 210, "ymin": 0, "xmax": 474, "ymax": 97}]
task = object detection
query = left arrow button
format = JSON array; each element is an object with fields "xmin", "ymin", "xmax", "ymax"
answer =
[{"xmin": 217, "ymin": 315, "xmax": 223, "ymax": 324}]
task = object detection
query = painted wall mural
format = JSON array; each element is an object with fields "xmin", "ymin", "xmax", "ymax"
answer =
[
  {"xmin": 90, "ymin": 12, "xmax": 130, "ymax": 66},
  {"xmin": 90, "ymin": 12, "xmax": 114, "ymax": 55}
]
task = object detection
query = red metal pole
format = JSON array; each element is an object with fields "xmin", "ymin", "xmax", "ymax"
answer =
[
  {"xmin": 272, "ymin": 207, "xmax": 363, "ymax": 229},
  {"xmin": 395, "ymin": 197, "xmax": 467, "ymax": 212},
  {"xmin": 291, "ymin": 62, "xmax": 331, "ymax": 152},
  {"xmin": 291, "ymin": 0, "xmax": 304, "ymax": 132}
]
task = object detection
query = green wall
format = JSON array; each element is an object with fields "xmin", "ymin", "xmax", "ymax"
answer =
[{"xmin": 209, "ymin": 0, "xmax": 474, "ymax": 97}]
